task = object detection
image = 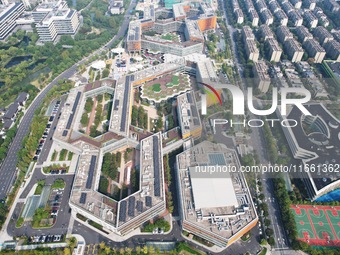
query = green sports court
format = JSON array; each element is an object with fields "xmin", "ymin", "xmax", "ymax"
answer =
[{"xmin": 291, "ymin": 205, "xmax": 340, "ymax": 246}]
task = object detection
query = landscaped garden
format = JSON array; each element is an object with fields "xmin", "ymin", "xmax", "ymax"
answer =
[
  {"xmin": 79, "ymin": 93, "xmax": 113, "ymax": 137},
  {"xmin": 141, "ymin": 73, "xmax": 190, "ymax": 103}
]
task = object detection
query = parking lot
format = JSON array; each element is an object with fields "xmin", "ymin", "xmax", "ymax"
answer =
[
  {"xmin": 48, "ymin": 186, "xmax": 66, "ymax": 220},
  {"xmin": 33, "ymin": 100, "xmax": 61, "ymax": 161},
  {"xmin": 29, "ymin": 234, "xmax": 64, "ymax": 244}
]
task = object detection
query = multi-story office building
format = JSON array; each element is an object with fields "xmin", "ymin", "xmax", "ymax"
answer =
[
  {"xmin": 36, "ymin": 8, "xmax": 80, "ymax": 42},
  {"xmin": 314, "ymin": 26, "xmax": 334, "ymax": 46},
  {"xmin": 127, "ymin": 21, "xmax": 141, "ymax": 52},
  {"xmin": 176, "ymin": 141, "xmax": 258, "ymax": 247},
  {"xmin": 276, "ymin": 26, "xmax": 293, "ymax": 43},
  {"xmin": 303, "ymin": 39, "xmax": 326, "ymax": 63},
  {"xmin": 324, "ymin": 40, "xmax": 340, "ymax": 62},
  {"xmin": 276, "ymin": 103, "xmax": 340, "ymax": 201},
  {"xmin": 274, "ymin": 9, "xmax": 288, "ymax": 26},
  {"xmin": 33, "ymin": 0, "xmax": 68, "ymax": 23},
  {"xmin": 303, "ymin": 10, "xmax": 318, "ymax": 28},
  {"xmin": 289, "ymin": 10, "xmax": 303, "ymax": 27},
  {"xmin": 296, "ymin": 25, "xmax": 313, "ymax": 43},
  {"xmin": 284, "ymin": 39, "xmax": 304, "ymax": 62},
  {"xmin": 253, "ymin": 61, "xmax": 271, "ymax": 92},
  {"xmin": 266, "ymin": 38, "xmax": 282, "ymax": 62},
  {"xmin": 185, "ymin": 19, "xmax": 204, "ymax": 42},
  {"xmin": 0, "ymin": 2, "xmax": 25, "ymax": 40}
]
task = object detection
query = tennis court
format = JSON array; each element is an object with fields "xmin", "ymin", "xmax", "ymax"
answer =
[{"xmin": 291, "ymin": 204, "xmax": 340, "ymax": 246}]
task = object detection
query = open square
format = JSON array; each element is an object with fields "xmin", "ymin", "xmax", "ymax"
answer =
[{"xmin": 291, "ymin": 205, "xmax": 340, "ymax": 246}]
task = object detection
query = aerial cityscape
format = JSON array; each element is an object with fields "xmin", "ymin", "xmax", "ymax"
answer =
[{"xmin": 0, "ymin": 0, "xmax": 339, "ymax": 254}]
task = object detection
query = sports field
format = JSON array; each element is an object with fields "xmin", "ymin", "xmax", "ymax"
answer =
[{"xmin": 291, "ymin": 204, "xmax": 340, "ymax": 246}]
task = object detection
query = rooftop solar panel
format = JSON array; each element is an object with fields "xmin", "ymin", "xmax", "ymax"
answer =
[
  {"xmin": 66, "ymin": 92, "xmax": 81, "ymax": 129},
  {"xmin": 120, "ymin": 75, "xmax": 134, "ymax": 132},
  {"xmin": 80, "ymin": 193, "xmax": 87, "ymax": 204},
  {"xmin": 119, "ymin": 200, "xmax": 127, "ymax": 222},
  {"xmin": 187, "ymin": 93, "xmax": 192, "ymax": 103},
  {"xmin": 114, "ymin": 99, "xmax": 120, "ymax": 110},
  {"xmin": 145, "ymin": 196, "xmax": 152, "ymax": 207},
  {"xmin": 128, "ymin": 196, "xmax": 135, "ymax": 217},
  {"xmin": 62, "ymin": 130, "xmax": 68, "ymax": 137},
  {"xmin": 191, "ymin": 106, "xmax": 198, "ymax": 118},
  {"xmin": 136, "ymin": 200, "xmax": 143, "ymax": 212},
  {"xmin": 153, "ymin": 136, "xmax": 161, "ymax": 197},
  {"xmin": 193, "ymin": 118, "xmax": 200, "ymax": 126},
  {"xmin": 85, "ymin": 155, "xmax": 97, "ymax": 189}
]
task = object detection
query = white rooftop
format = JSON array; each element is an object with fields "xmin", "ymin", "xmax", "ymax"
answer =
[{"xmin": 190, "ymin": 168, "xmax": 239, "ymax": 209}]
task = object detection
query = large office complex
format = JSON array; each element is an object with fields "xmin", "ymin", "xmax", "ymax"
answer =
[
  {"xmin": 277, "ymin": 103, "xmax": 340, "ymax": 201},
  {"xmin": 33, "ymin": 0, "xmax": 80, "ymax": 42},
  {"xmin": 0, "ymin": 2, "xmax": 24, "ymax": 40},
  {"xmin": 176, "ymin": 141, "xmax": 258, "ymax": 247}
]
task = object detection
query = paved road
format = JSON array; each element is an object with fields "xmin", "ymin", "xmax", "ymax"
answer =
[
  {"xmin": 220, "ymin": 1, "xmax": 289, "ymax": 251},
  {"xmin": 73, "ymin": 219, "xmax": 261, "ymax": 255},
  {"xmin": 0, "ymin": 0, "xmax": 137, "ymax": 201}
]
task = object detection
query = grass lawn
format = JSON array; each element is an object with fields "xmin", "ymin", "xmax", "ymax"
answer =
[
  {"xmin": 152, "ymin": 83, "xmax": 161, "ymax": 92},
  {"xmin": 259, "ymin": 247, "xmax": 267, "ymax": 255},
  {"xmin": 172, "ymin": 75, "xmax": 179, "ymax": 84}
]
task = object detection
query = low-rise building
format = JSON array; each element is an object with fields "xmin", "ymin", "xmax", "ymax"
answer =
[
  {"xmin": 266, "ymin": 38, "xmax": 282, "ymax": 62},
  {"xmin": 253, "ymin": 61, "xmax": 271, "ymax": 93},
  {"xmin": 296, "ymin": 25, "xmax": 313, "ymax": 43},
  {"xmin": 303, "ymin": 11, "xmax": 318, "ymax": 28},
  {"xmin": 284, "ymin": 39, "xmax": 304, "ymax": 62},
  {"xmin": 303, "ymin": 39, "xmax": 326, "ymax": 63},
  {"xmin": 288, "ymin": 10, "xmax": 303, "ymax": 27},
  {"xmin": 276, "ymin": 26, "xmax": 293, "ymax": 43},
  {"xmin": 324, "ymin": 40, "xmax": 340, "ymax": 61},
  {"xmin": 314, "ymin": 26, "xmax": 334, "ymax": 46},
  {"xmin": 109, "ymin": 0, "xmax": 124, "ymax": 15}
]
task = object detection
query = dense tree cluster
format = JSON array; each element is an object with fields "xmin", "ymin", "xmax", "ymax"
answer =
[
  {"xmin": 131, "ymin": 105, "xmax": 148, "ymax": 129},
  {"xmin": 101, "ymin": 152, "xmax": 121, "ymax": 180}
]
